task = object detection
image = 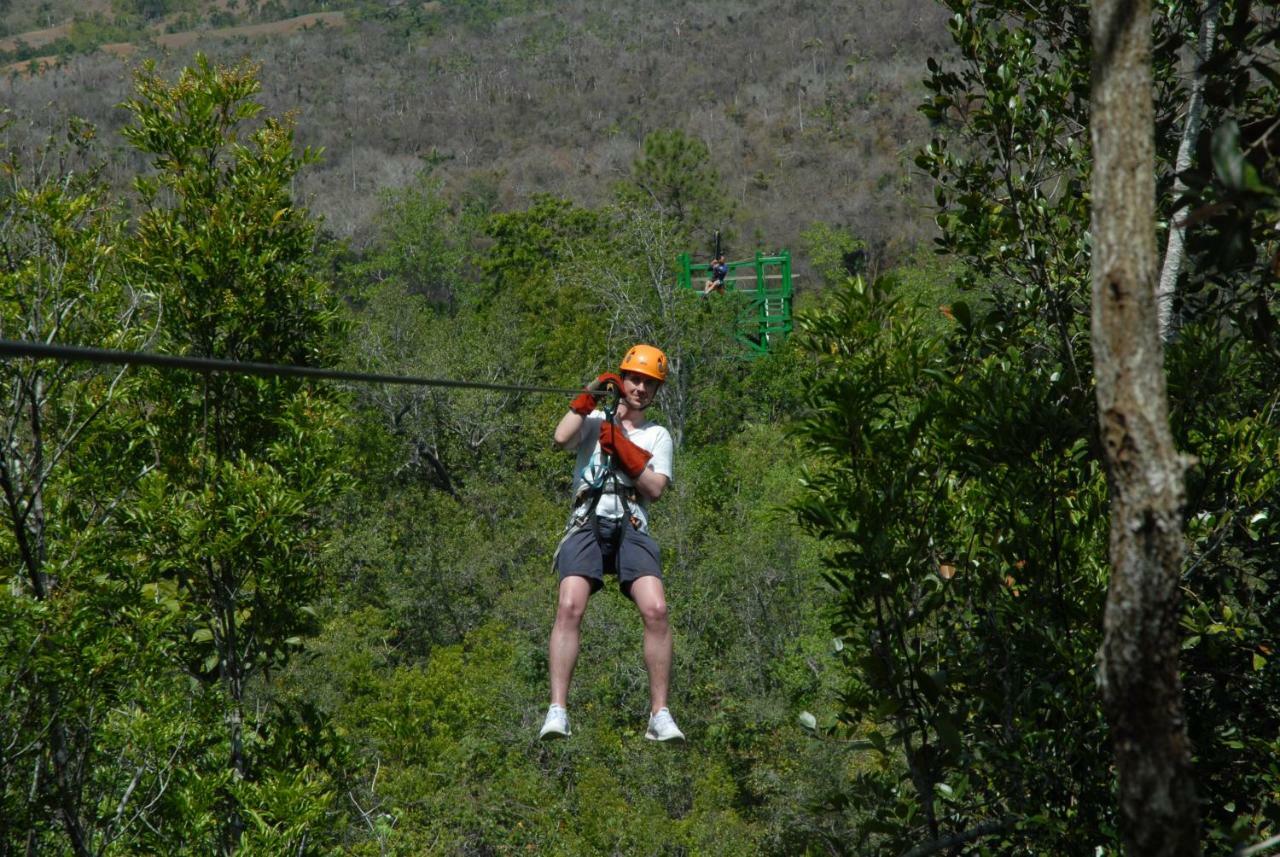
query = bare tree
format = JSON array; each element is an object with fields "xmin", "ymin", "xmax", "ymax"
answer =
[
  {"xmin": 1156, "ymin": 0, "xmax": 1223, "ymax": 339},
  {"xmin": 1089, "ymin": 1, "xmax": 1200, "ymax": 854},
  {"xmin": 564, "ymin": 203, "xmax": 739, "ymax": 448}
]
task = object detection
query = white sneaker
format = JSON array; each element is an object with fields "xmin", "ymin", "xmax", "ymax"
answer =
[
  {"xmin": 645, "ymin": 707, "xmax": 685, "ymax": 742},
  {"xmin": 539, "ymin": 704, "xmax": 570, "ymax": 739}
]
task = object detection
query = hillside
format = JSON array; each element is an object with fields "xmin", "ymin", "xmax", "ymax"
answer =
[{"xmin": 0, "ymin": 0, "xmax": 952, "ymax": 274}]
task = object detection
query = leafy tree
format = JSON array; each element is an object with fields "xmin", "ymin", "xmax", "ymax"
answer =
[
  {"xmin": 0, "ymin": 118, "xmax": 189, "ymax": 856},
  {"xmin": 785, "ymin": 0, "xmax": 1280, "ymax": 852},
  {"xmin": 0, "ymin": 119, "xmax": 146, "ymax": 600},
  {"xmin": 918, "ymin": 0, "xmax": 1097, "ymax": 393},
  {"xmin": 793, "ymin": 274, "xmax": 1114, "ymax": 854},
  {"xmin": 621, "ymin": 128, "xmax": 733, "ymax": 247},
  {"xmin": 342, "ymin": 179, "xmax": 564, "ymax": 502},
  {"xmin": 799, "ymin": 222, "xmax": 868, "ymax": 285},
  {"xmin": 354, "ymin": 169, "xmax": 469, "ymax": 304},
  {"xmin": 120, "ymin": 55, "xmax": 350, "ymax": 850},
  {"xmin": 479, "ymin": 193, "xmax": 605, "ymax": 376}
]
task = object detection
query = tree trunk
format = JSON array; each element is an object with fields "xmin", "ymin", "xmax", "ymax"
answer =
[
  {"xmin": 212, "ymin": 556, "xmax": 247, "ymax": 851},
  {"xmin": 1090, "ymin": 1, "xmax": 1200, "ymax": 855},
  {"xmin": 1156, "ymin": 0, "xmax": 1223, "ymax": 339}
]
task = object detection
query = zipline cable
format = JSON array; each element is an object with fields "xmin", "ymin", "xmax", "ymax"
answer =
[{"xmin": 0, "ymin": 338, "xmax": 590, "ymax": 396}]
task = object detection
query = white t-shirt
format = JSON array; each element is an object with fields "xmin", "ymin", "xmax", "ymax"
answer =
[{"xmin": 567, "ymin": 410, "xmax": 674, "ymax": 528}]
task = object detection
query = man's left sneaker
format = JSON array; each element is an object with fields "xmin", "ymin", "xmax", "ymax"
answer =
[
  {"xmin": 645, "ymin": 707, "xmax": 686, "ymax": 742},
  {"xmin": 539, "ymin": 704, "xmax": 570, "ymax": 739}
]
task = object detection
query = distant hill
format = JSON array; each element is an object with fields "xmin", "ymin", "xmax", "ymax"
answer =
[{"xmin": 1, "ymin": 0, "xmax": 955, "ymax": 275}]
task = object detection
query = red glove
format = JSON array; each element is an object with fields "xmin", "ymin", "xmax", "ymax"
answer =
[
  {"xmin": 599, "ymin": 422, "xmax": 652, "ymax": 479},
  {"xmin": 569, "ymin": 372, "xmax": 622, "ymax": 416}
]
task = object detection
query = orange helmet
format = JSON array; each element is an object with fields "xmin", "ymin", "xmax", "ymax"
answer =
[{"xmin": 620, "ymin": 344, "xmax": 668, "ymax": 383}]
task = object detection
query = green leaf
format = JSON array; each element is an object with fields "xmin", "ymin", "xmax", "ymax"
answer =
[{"xmin": 935, "ymin": 714, "xmax": 963, "ymax": 752}]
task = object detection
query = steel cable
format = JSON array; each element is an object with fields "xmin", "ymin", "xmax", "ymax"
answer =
[{"xmin": 0, "ymin": 338, "xmax": 589, "ymax": 396}]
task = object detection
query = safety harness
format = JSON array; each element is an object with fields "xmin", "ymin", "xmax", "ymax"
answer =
[
  {"xmin": 575, "ymin": 463, "xmax": 642, "ymax": 545},
  {"xmin": 552, "ymin": 386, "xmax": 644, "ymax": 569}
]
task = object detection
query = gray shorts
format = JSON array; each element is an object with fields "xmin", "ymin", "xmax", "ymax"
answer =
[{"xmin": 555, "ymin": 517, "xmax": 662, "ymax": 595}]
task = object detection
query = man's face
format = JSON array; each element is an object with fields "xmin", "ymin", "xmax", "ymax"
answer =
[{"xmin": 621, "ymin": 371, "xmax": 659, "ymax": 410}]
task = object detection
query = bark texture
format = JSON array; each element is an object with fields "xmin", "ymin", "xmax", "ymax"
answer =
[{"xmin": 1090, "ymin": 0, "xmax": 1201, "ymax": 854}]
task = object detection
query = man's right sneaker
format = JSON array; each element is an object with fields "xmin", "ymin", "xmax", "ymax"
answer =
[
  {"xmin": 645, "ymin": 707, "xmax": 686, "ymax": 742},
  {"xmin": 539, "ymin": 704, "xmax": 570, "ymax": 739}
]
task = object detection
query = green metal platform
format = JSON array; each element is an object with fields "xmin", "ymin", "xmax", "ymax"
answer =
[{"xmin": 677, "ymin": 250, "xmax": 794, "ymax": 356}]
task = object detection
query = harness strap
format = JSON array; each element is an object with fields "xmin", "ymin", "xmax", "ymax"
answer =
[
  {"xmin": 590, "ymin": 468, "xmax": 641, "ymax": 547},
  {"xmin": 552, "ymin": 388, "xmax": 645, "ymax": 571}
]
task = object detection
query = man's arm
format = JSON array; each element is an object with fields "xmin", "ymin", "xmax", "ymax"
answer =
[
  {"xmin": 634, "ymin": 427, "xmax": 673, "ymax": 501},
  {"xmin": 554, "ymin": 410, "xmax": 585, "ymax": 449},
  {"xmin": 558, "ymin": 374, "xmax": 621, "ymax": 448},
  {"xmin": 633, "ymin": 467, "xmax": 669, "ymax": 501}
]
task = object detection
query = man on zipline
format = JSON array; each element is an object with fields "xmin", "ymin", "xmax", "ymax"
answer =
[
  {"xmin": 539, "ymin": 344, "xmax": 684, "ymax": 742},
  {"xmin": 703, "ymin": 254, "xmax": 728, "ymax": 294}
]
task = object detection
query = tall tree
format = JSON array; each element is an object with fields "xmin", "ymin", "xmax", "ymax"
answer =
[
  {"xmin": 122, "ymin": 55, "xmax": 347, "ymax": 851},
  {"xmin": 1089, "ymin": 0, "xmax": 1199, "ymax": 853},
  {"xmin": 621, "ymin": 128, "xmax": 732, "ymax": 247}
]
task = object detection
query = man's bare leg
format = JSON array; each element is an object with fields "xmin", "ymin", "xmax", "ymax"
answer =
[
  {"xmin": 629, "ymin": 575, "xmax": 672, "ymax": 713},
  {"xmin": 549, "ymin": 576, "xmax": 592, "ymax": 707}
]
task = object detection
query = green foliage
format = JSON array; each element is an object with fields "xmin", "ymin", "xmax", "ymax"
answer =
[
  {"xmin": 352, "ymin": 169, "xmax": 471, "ymax": 304},
  {"xmin": 476, "ymin": 193, "xmax": 605, "ymax": 375},
  {"xmin": 130, "ymin": 433, "xmax": 341, "ymax": 675},
  {"xmin": 799, "ymin": 222, "xmax": 867, "ymax": 287},
  {"xmin": 123, "ymin": 55, "xmax": 335, "ymax": 371},
  {"xmin": 916, "ymin": 0, "xmax": 1097, "ymax": 383},
  {"xmin": 482, "ymin": 194, "xmax": 600, "ymax": 295},
  {"xmin": 621, "ymin": 128, "xmax": 733, "ymax": 247},
  {"xmin": 0, "ymin": 118, "xmax": 183, "ymax": 853},
  {"xmin": 118, "ymin": 54, "xmax": 353, "ymax": 848},
  {"xmin": 794, "ymin": 274, "xmax": 1114, "ymax": 853},
  {"xmin": 0, "ymin": 549, "xmax": 197, "ymax": 853},
  {"xmin": 775, "ymin": 3, "xmax": 1280, "ymax": 853},
  {"xmin": 1173, "ymin": 13, "xmax": 1280, "ymax": 355},
  {"xmin": 1167, "ymin": 318, "xmax": 1280, "ymax": 841}
]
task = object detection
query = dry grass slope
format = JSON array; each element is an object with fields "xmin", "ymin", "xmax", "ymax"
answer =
[{"xmin": 1, "ymin": 0, "xmax": 954, "ymax": 278}]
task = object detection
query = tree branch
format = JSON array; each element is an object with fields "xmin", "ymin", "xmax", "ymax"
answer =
[{"xmin": 900, "ymin": 816, "xmax": 1018, "ymax": 857}]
